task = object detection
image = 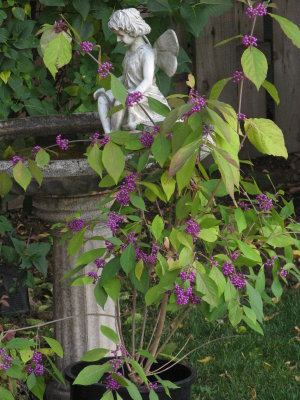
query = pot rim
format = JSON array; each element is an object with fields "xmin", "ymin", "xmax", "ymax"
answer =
[{"xmin": 64, "ymin": 357, "xmax": 197, "ymax": 394}]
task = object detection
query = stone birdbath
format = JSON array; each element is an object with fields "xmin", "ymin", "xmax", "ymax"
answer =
[{"xmin": 0, "ymin": 113, "xmax": 117, "ymax": 400}]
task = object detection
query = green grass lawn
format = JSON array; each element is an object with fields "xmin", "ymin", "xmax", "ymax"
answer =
[{"xmin": 173, "ymin": 288, "xmax": 300, "ymax": 400}]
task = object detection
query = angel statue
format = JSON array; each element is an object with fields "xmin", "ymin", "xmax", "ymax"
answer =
[{"xmin": 93, "ymin": 8, "xmax": 179, "ymax": 133}]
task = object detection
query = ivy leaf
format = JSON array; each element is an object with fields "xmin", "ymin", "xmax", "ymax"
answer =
[
  {"xmin": 0, "ymin": 172, "xmax": 13, "ymax": 197},
  {"xmin": 28, "ymin": 160, "xmax": 43, "ymax": 187},
  {"xmin": 241, "ymin": 47, "xmax": 268, "ymax": 90},
  {"xmin": 102, "ymin": 142, "xmax": 125, "ymax": 184},
  {"xmin": 73, "ymin": 0, "xmax": 90, "ymax": 20},
  {"xmin": 87, "ymin": 145, "xmax": 103, "ymax": 177},
  {"xmin": 245, "ymin": 118, "xmax": 288, "ymax": 159},
  {"xmin": 13, "ymin": 162, "xmax": 32, "ymax": 191},
  {"xmin": 270, "ymin": 13, "xmax": 300, "ymax": 49},
  {"xmin": 43, "ymin": 32, "xmax": 72, "ymax": 78}
]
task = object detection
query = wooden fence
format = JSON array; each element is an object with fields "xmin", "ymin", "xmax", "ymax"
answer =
[{"xmin": 180, "ymin": 0, "xmax": 300, "ymax": 154}]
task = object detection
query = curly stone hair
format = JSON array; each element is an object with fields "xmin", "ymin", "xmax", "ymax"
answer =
[{"xmin": 108, "ymin": 8, "xmax": 151, "ymax": 37}]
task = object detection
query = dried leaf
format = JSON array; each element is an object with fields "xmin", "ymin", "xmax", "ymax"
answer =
[
  {"xmin": 198, "ymin": 356, "xmax": 212, "ymax": 363},
  {"xmin": 295, "ymin": 376, "xmax": 300, "ymax": 382},
  {"xmin": 263, "ymin": 361, "xmax": 272, "ymax": 370},
  {"xmin": 264, "ymin": 312, "xmax": 280, "ymax": 321},
  {"xmin": 250, "ymin": 387, "xmax": 257, "ymax": 400}
]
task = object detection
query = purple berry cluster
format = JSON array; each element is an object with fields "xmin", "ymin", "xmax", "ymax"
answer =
[
  {"xmin": 28, "ymin": 352, "xmax": 44, "ymax": 376},
  {"xmin": 105, "ymin": 344, "xmax": 129, "ymax": 391},
  {"xmin": 242, "ymin": 35, "xmax": 258, "ymax": 47},
  {"xmin": 89, "ymin": 132, "xmax": 100, "ymax": 147},
  {"xmin": 67, "ymin": 218, "xmax": 84, "ymax": 232},
  {"xmin": 184, "ymin": 88, "xmax": 206, "ymax": 119},
  {"xmin": 278, "ymin": 267, "xmax": 288, "ymax": 278},
  {"xmin": 144, "ymin": 381, "xmax": 159, "ymax": 392},
  {"xmin": 107, "ymin": 211, "xmax": 125, "ymax": 234},
  {"xmin": 209, "ymin": 257, "xmax": 218, "ymax": 268},
  {"xmin": 81, "ymin": 41, "xmax": 93, "ymax": 53},
  {"xmin": 229, "ymin": 273, "xmax": 246, "ymax": 289},
  {"xmin": 54, "ymin": 19, "xmax": 68, "ymax": 34},
  {"xmin": 174, "ymin": 284, "xmax": 201, "ymax": 305},
  {"xmin": 141, "ymin": 131, "xmax": 154, "ymax": 148},
  {"xmin": 100, "ymin": 135, "xmax": 110, "ymax": 147},
  {"xmin": 202, "ymin": 123, "xmax": 214, "ymax": 135},
  {"xmin": 232, "ymin": 70, "xmax": 245, "ymax": 83},
  {"xmin": 12, "ymin": 155, "xmax": 25, "ymax": 166},
  {"xmin": 222, "ymin": 261, "xmax": 234, "ymax": 276},
  {"xmin": 105, "ymin": 240, "xmax": 115, "ymax": 254},
  {"xmin": 125, "ymin": 91, "xmax": 143, "ymax": 107},
  {"xmin": 88, "ymin": 271, "xmax": 99, "ymax": 284},
  {"xmin": 116, "ymin": 173, "xmax": 137, "ymax": 206},
  {"xmin": 98, "ymin": 62, "xmax": 114, "ymax": 79},
  {"xmin": 95, "ymin": 258, "xmax": 106, "ymax": 269},
  {"xmin": 0, "ymin": 348, "xmax": 12, "ymax": 372},
  {"xmin": 257, "ymin": 193, "xmax": 273, "ymax": 212},
  {"xmin": 246, "ymin": 3, "xmax": 267, "ymax": 19},
  {"xmin": 238, "ymin": 201, "xmax": 251, "ymax": 211},
  {"xmin": 185, "ymin": 217, "xmax": 201, "ymax": 243},
  {"xmin": 32, "ymin": 145, "xmax": 41, "ymax": 158},
  {"xmin": 56, "ymin": 134, "xmax": 69, "ymax": 151},
  {"xmin": 122, "ymin": 233, "xmax": 159, "ymax": 265},
  {"xmin": 237, "ymin": 112, "xmax": 246, "ymax": 122},
  {"xmin": 264, "ymin": 255, "xmax": 277, "ymax": 268}
]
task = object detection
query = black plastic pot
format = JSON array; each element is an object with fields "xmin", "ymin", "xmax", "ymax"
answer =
[{"xmin": 65, "ymin": 357, "xmax": 196, "ymax": 400}]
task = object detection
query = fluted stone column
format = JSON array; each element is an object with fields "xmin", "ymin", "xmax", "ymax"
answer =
[{"xmin": 33, "ymin": 194, "xmax": 117, "ymax": 400}]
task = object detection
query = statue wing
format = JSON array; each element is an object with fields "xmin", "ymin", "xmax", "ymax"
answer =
[{"xmin": 153, "ymin": 29, "xmax": 179, "ymax": 77}]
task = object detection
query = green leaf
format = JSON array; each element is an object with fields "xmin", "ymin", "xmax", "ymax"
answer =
[
  {"xmin": 137, "ymin": 149, "xmax": 150, "ymax": 172},
  {"xmin": 161, "ymin": 171, "xmax": 175, "ymax": 200},
  {"xmin": 27, "ymin": 373, "xmax": 37, "ymax": 390},
  {"xmin": 151, "ymin": 135, "xmax": 171, "ymax": 167},
  {"xmin": 13, "ymin": 162, "xmax": 31, "ymax": 191},
  {"xmin": 6, "ymin": 338, "xmax": 34, "ymax": 349},
  {"xmin": 43, "ymin": 32, "xmax": 72, "ymax": 78},
  {"xmin": 196, "ymin": 273, "xmax": 219, "ymax": 307},
  {"xmin": 102, "ymin": 142, "xmax": 125, "ymax": 184},
  {"xmin": 73, "ymin": 362, "xmax": 112, "ymax": 385},
  {"xmin": 94, "ymin": 282, "xmax": 108, "ymax": 308},
  {"xmin": 148, "ymin": 96, "xmax": 170, "ymax": 117},
  {"xmin": 39, "ymin": 0, "xmax": 65, "ymax": 4},
  {"xmin": 169, "ymin": 139, "xmax": 200, "ymax": 178},
  {"xmin": 46, "ymin": 355, "xmax": 66, "ymax": 386},
  {"xmin": 42, "ymin": 336, "xmax": 63, "ymax": 358},
  {"xmin": 100, "ymin": 325, "xmax": 119, "ymax": 344},
  {"xmin": 176, "ymin": 152, "xmax": 197, "ymax": 194},
  {"xmin": 0, "ymin": 172, "xmax": 13, "ymax": 197},
  {"xmin": 121, "ymin": 243, "xmax": 136, "ymax": 275},
  {"xmin": 237, "ymin": 240, "xmax": 261, "ymax": 264},
  {"xmin": 103, "ymin": 277, "xmax": 121, "ymax": 303},
  {"xmin": 241, "ymin": 47, "xmax": 268, "ymax": 90},
  {"xmin": 28, "ymin": 159, "xmax": 43, "ymax": 187},
  {"xmin": 111, "ymin": 74, "xmax": 127, "ymax": 106},
  {"xmin": 149, "ymin": 390, "xmax": 159, "ymax": 400},
  {"xmin": 242, "ymin": 316, "xmax": 264, "ymax": 335},
  {"xmin": 234, "ymin": 208, "xmax": 247, "ymax": 233},
  {"xmin": 209, "ymin": 266, "xmax": 226, "ymax": 295},
  {"xmin": 228, "ymin": 300, "xmax": 243, "ymax": 327},
  {"xmin": 125, "ymin": 379, "xmax": 143, "ymax": 400},
  {"xmin": 130, "ymin": 194, "xmax": 146, "ymax": 210},
  {"xmin": 151, "ymin": 215, "xmax": 164, "ymax": 241},
  {"xmin": 81, "ymin": 348, "xmax": 109, "ymax": 362},
  {"xmin": 29, "ymin": 376, "xmax": 45, "ymax": 400},
  {"xmin": 139, "ymin": 181, "xmax": 167, "ymax": 202},
  {"xmin": 75, "ymin": 248, "xmax": 106, "ymax": 268},
  {"xmin": 198, "ymin": 226, "xmax": 219, "ymax": 243},
  {"xmin": 262, "ymin": 80, "xmax": 280, "ymax": 105},
  {"xmin": 0, "ymin": 70, "xmax": 11, "ymax": 84},
  {"xmin": 246, "ymin": 283, "xmax": 264, "ymax": 323},
  {"xmin": 161, "ymin": 103, "xmax": 193, "ymax": 135},
  {"xmin": 245, "ymin": 118, "xmax": 288, "ymax": 159},
  {"xmin": 270, "ymin": 13, "xmax": 300, "ymax": 49},
  {"xmin": 136, "ymin": 350, "xmax": 157, "ymax": 363},
  {"xmin": 6, "ymin": 365, "xmax": 26, "ymax": 379},
  {"xmin": 100, "ymin": 257, "xmax": 121, "ymax": 285},
  {"xmin": 35, "ymin": 149, "xmax": 50, "ymax": 169},
  {"xmin": 214, "ymin": 34, "xmax": 242, "ymax": 47},
  {"xmin": 271, "ymin": 277, "xmax": 283, "ymax": 298},
  {"xmin": 12, "ymin": 6, "xmax": 25, "ymax": 20},
  {"xmin": 135, "ymin": 259, "xmax": 144, "ymax": 280},
  {"xmin": 67, "ymin": 228, "xmax": 86, "ymax": 257},
  {"xmin": 73, "ymin": 0, "xmax": 90, "ymax": 20},
  {"xmin": 209, "ymin": 78, "xmax": 231, "ymax": 101},
  {"xmin": 88, "ymin": 145, "xmax": 103, "ymax": 177},
  {"xmin": 129, "ymin": 359, "xmax": 148, "ymax": 386},
  {"xmin": 0, "ymin": 387, "xmax": 14, "ymax": 400}
]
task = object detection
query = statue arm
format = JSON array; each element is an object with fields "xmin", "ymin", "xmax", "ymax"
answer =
[{"xmin": 131, "ymin": 49, "xmax": 155, "ymax": 94}]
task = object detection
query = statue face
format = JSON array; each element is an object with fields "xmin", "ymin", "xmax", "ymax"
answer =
[{"xmin": 115, "ymin": 30, "xmax": 135, "ymax": 46}]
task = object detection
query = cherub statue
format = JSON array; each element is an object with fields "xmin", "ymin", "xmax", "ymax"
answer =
[{"xmin": 93, "ymin": 8, "xmax": 179, "ymax": 133}]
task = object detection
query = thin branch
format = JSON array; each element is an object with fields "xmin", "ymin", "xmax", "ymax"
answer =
[
  {"xmin": 116, "ymin": 302, "xmax": 132, "ymax": 373},
  {"xmin": 154, "ymin": 307, "xmax": 191, "ymax": 358},
  {"xmin": 131, "ymin": 288, "xmax": 137, "ymax": 356}
]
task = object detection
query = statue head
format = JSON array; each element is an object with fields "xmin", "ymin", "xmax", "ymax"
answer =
[{"xmin": 108, "ymin": 8, "xmax": 151, "ymax": 38}]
